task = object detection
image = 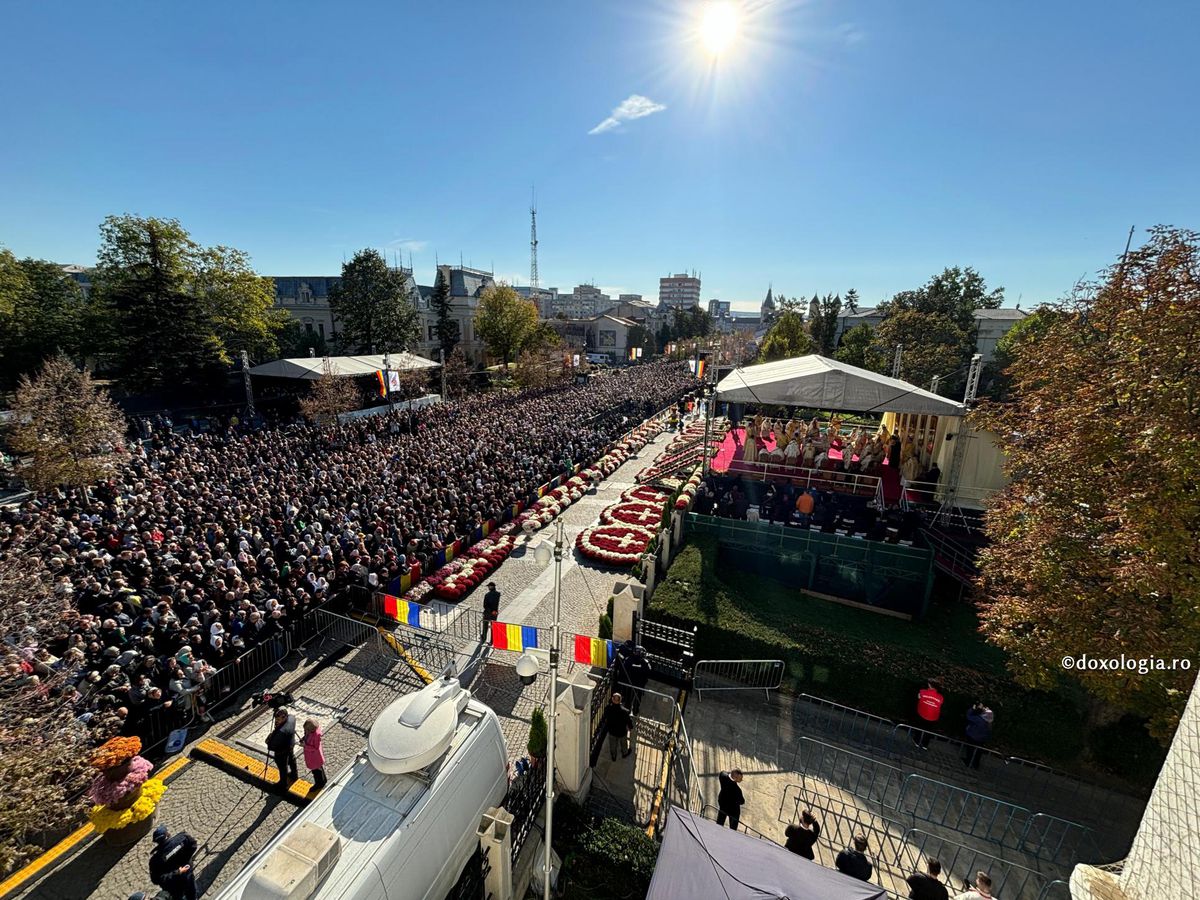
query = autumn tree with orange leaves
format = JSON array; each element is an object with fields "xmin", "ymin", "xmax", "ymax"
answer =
[{"xmin": 973, "ymin": 227, "xmax": 1200, "ymax": 739}]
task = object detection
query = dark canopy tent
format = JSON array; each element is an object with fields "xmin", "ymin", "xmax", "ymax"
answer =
[{"xmin": 647, "ymin": 808, "xmax": 887, "ymax": 900}]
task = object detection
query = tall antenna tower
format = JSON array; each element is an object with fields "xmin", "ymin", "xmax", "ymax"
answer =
[{"xmin": 529, "ymin": 188, "xmax": 540, "ymax": 291}]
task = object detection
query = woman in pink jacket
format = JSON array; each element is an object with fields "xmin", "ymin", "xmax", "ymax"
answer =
[{"xmin": 302, "ymin": 719, "xmax": 327, "ymax": 790}]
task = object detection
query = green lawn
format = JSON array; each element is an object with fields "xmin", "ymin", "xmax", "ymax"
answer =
[{"xmin": 652, "ymin": 535, "xmax": 1161, "ymax": 782}]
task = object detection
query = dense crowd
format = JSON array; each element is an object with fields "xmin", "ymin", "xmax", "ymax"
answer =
[{"xmin": 0, "ymin": 362, "xmax": 696, "ymax": 743}]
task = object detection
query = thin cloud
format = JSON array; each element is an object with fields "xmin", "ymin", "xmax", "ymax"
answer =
[
  {"xmin": 588, "ymin": 94, "xmax": 667, "ymax": 135},
  {"xmin": 837, "ymin": 22, "xmax": 865, "ymax": 45},
  {"xmin": 388, "ymin": 238, "xmax": 428, "ymax": 253}
]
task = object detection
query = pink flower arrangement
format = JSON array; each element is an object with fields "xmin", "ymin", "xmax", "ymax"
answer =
[{"xmin": 88, "ymin": 755, "xmax": 153, "ymax": 807}]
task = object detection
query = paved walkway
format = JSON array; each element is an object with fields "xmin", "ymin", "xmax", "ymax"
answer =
[{"xmin": 684, "ymin": 690, "xmax": 1146, "ymax": 900}]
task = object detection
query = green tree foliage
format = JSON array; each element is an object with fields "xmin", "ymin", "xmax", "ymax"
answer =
[
  {"xmin": 0, "ymin": 256, "xmax": 88, "ymax": 386},
  {"xmin": 758, "ymin": 309, "xmax": 814, "ymax": 362},
  {"xmin": 874, "ymin": 266, "xmax": 1005, "ymax": 390},
  {"xmin": 974, "ymin": 227, "xmax": 1200, "ymax": 739},
  {"xmin": 430, "ymin": 267, "xmax": 457, "ymax": 357},
  {"xmin": 10, "ymin": 356, "xmax": 126, "ymax": 492},
  {"xmin": 442, "ymin": 346, "xmax": 471, "ymax": 398},
  {"xmin": 843, "ymin": 287, "xmax": 861, "ymax": 314},
  {"xmin": 627, "ymin": 323, "xmax": 655, "ymax": 360},
  {"xmin": 278, "ymin": 319, "xmax": 329, "ymax": 358},
  {"xmin": 669, "ymin": 305, "xmax": 713, "ymax": 340},
  {"xmin": 329, "ymin": 249, "xmax": 419, "ymax": 354},
  {"xmin": 92, "ymin": 215, "xmax": 284, "ymax": 390},
  {"xmin": 865, "ymin": 310, "xmax": 969, "ymax": 388},
  {"xmin": 982, "ymin": 307, "xmax": 1063, "ymax": 399},
  {"xmin": 528, "ymin": 708, "xmax": 548, "ymax": 757},
  {"xmin": 474, "ymin": 284, "xmax": 538, "ymax": 368},
  {"xmin": 807, "ymin": 293, "xmax": 843, "ymax": 355},
  {"xmin": 881, "ymin": 265, "xmax": 1004, "ymax": 332},
  {"xmin": 834, "ymin": 323, "xmax": 874, "ymax": 368}
]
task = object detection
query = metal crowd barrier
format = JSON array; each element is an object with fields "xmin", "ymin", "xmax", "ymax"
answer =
[
  {"xmin": 795, "ymin": 694, "xmax": 896, "ymax": 753},
  {"xmin": 901, "ymin": 828, "xmax": 1050, "ymax": 900},
  {"xmin": 897, "ymin": 774, "xmax": 1032, "ymax": 849},
  {"xmin": 693, "ymin": 659, "xmax": 785, "ymax": 700},
  {"xmin": 794, "ymin": 737, "xmax": 908, "ymax": 807}
]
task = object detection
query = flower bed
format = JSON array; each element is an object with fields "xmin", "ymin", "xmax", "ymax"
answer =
[
  {"xmin": 576, "ymin": 523, "xmax": 658, "ymax": 566},
  {"xmin": 600, "ymin": 501, "xmax": 667, "ymax": 528},
  {"xmin": 399, "ymin": 418, "xmax": 665, "ymax": 603},
  {"xmin": 621, "ymin": 485, "xmax": 671, "ymax": 505}
]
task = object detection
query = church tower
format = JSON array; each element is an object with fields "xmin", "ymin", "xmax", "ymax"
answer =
[{"xmin": 761, "ymin": 285, "xmax": 777, "ymax": 324}]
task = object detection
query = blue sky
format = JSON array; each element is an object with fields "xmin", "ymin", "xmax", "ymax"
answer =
[{"xmin": 1, "ymin": 1, "xmax": 1196, "ymax": 312}]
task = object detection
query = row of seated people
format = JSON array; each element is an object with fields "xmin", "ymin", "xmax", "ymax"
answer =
[{"xmin": 695, "ymin": 478, "xmax": 923, "ymax": 543}]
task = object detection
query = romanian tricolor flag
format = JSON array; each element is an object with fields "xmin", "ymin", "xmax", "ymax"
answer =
[
  {"xmin": 573, "ymin": 634, "xmax": 613, "ymax": 667},
  {"xmin": 382, "ymin": 593, "xmax": 422, "ymax": 628},
  {"xmin": 491, "ymin": 622, "xmax": 539, "ymax": 652}
]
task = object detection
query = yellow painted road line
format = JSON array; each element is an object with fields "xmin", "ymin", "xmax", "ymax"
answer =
[
  {"xmin": 0, "ymin": 755, "xmax": 196, "ymax": 898},
  {"xmin": 194, "ymin": 738, "xmax": 314, "ymax": 800},
  {"xmin": 378, "ymin": 628, "xmax": 433, "ymax": 685}
]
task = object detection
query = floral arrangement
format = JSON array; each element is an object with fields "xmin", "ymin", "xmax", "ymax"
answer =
[
  {"xmin": 576, "ymin": 523, "xmax": 657, "ymax": 566},
  {"xmin": 89, "ymin": 755, "xmax": 153, "ymax": 806},
  {"xmin": 422, "ymin": 534, "xmax": 517, "ymax": 602},
  {"xmin": 600, "ymin": 501, "xmax": 665, "ymax": 528},
  {"xmin": 89, "ymin": 779, "xmax": 166, "ymax": 833},
  {"xmin": 86, "ymin": 736, "xmax": 167, "ymax": 834},
  {"xmin": 89, "ymin": 736, "xmax": 142, "ymax": 771},
  {"xmin": 621, "ymin": 485, "xmax": 670, "ymax": 505},
  {"xmin": 675, "ymin": 469, "xmax": 704, "ymax": 510}
]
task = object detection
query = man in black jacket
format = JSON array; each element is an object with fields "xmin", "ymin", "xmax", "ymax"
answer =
[
  {"xmin": 716, "ymin": 769, "xmax": 744, "ymax": 830},
  {"xmin": 603, "ymin": 693, "xmax": 633, "ymax": 761},
  {"xmin": 906, "ymin": 858, "xmax": 949, "ymax": 900},
  {"xmin": 835, "ymin": 834, "xmax": 873, "ymax": 881},
  {"xmin": 149, "ymin": 825, "xmax": 198, "ymax": 900},
  {"xmin": 481, "ymin": 582, "xmax": 501, "ymax": 642},
  {"xmin": 266, "ymin": 707, "xmax": 298, "ymax": 790}
]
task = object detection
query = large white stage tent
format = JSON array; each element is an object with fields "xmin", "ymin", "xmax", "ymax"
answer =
[
  {"xmin": 714, "ymin": 355, "xmax": 964, "ymax": 417},
  {"xmin": 248, "ymin": 352, "xmax": 438, "ymax": 380}
]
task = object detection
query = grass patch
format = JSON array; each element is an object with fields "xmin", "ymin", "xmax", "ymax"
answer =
[{"xmin": 654, "ymin": 535, "xmax": 1089, "ymax": 766}]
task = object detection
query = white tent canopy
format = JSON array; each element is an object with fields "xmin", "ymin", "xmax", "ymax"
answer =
[
  {"xmin": 249, "ymin": 352, "xmax": 438, "ymax": 380},
  {"xmin": 715, "ymin": 355, "xmax": 965, "ymax": 416}
]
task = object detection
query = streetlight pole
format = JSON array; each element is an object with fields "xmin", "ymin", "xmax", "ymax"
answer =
[{"xmin": 542, "ymin": 518, "xmax": 564, "ymax": 900}]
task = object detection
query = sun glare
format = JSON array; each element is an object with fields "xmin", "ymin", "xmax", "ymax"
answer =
[{"xmin": 699, "ymin": 1, "xmax": 740, "ymax": 56}]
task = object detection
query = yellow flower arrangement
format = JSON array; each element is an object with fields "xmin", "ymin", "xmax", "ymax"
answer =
[
  {"xmin": 88, "ymin": 778, "xmax": 166, "ymax": 833},
  {"xmin": 89, "ymin": 736, "xmax": 143, "ymax": 771}
]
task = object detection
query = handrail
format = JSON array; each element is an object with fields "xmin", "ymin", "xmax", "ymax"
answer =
[
  {"xmin": 713, "ymin": 455, "xmax": 884, "ymax": 498},
  {"xmin": 693, "ymin": 659, "xmax": 784, "ymax": 700}
]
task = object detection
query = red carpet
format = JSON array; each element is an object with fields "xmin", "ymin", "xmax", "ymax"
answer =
[{"xmin": 711, "ymin": 428, "xmax": 905, "ymax": 505}]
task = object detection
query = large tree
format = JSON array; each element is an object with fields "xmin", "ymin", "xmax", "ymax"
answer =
[
  {"xmin": 807, "ymin": 293, "xmax": 843, "ymax": 356},
  {"xmin": 758, "ymin": 307, "xmax": 814, "ymax": 362},
  {"xmin": 973, "ymin": 227, "xmax": 1200, "ymax": 738},
  {"xmin": 0, "ymin": 256, "xmax": 88, "ymax": 386},
  {"xmin": 299, "ymin": 359, "xmax": 359, "ymax": 426},
  {"xmin": 92, "ymin": 215, "xmax": 284, "ymax": 390},
  {"xmin": 10, "ymin": 356, "xmax": 126, "ymax": 493},
  {"xmin": 0, "ymin": 548, "xmax": 92, "ymax": 875},
  {"xmin": 329, "ymin": 249, "xmax": 419, "ymax": 354},
  {"xmin": 865, "ymin": 310, "xmax": 971, "ymax": 389},
  {"xmin": 875, "ymin": 266, "xmax": 1004, "ymax": 390},
  {"xmin": 430, "ymin": 267, "xmax": 457, "ymax": 358},
  {"xmin": 834, "ymin": 323, "xmax": 874, "ymax": 369},
  {"xmin": 474, "ymin": 284, "xmax": 538, "ymax": 369}
]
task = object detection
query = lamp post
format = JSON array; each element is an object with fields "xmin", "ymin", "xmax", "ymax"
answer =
[{"xmin": 529, "ymin": 519, "xmax": 564, "ymax": 899}]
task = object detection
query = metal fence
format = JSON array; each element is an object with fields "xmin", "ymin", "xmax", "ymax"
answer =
[
  {"xmin": 443, "ymin": 845, "xmax": 492, "ymax": 900},
  {"xmin": 589, "ymin": 664, "xmax": 617, "ymax": 764},
  {"xmin": 793, "ymin": 737, "xmax": 908, "ymax": 807},
  {"xmin": 900, "ymin": 828, "xmax": 1051, "ymax": 900},
  {"xmin": 793, "ymin": 694, "xmax": 896, "ymax": 753},
  {"xmin": 778, "ymin": 780, "xmax": 914, "ymax": 868},
  {"xmin": 503, "ymin": 769, "xmax": 547, "ymax": 866},
  {"xmin": 693, "ymin": 659, "xmax": 785, "ymax": 700},
  {"xmin": 635, "ymin": 617, "xmax": 697, "ymax": 687},
  {"xmin": 897, "ymin": 774, "xmax": 1033, "ymax": 849}
]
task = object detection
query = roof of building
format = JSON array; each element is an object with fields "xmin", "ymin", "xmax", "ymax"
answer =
[
  {"xmin": 440, "ymin": 265, "xmax": 495, "ymax": 298},
  {"xmin": 762, "ymin": 286, "xmax": 775, "ymax": 310},
  {"xmin": 974, "ymin": 307, "xmax": 1028, "ymax": 319},
  {"xmin": 597, "ymin": 314, "xmax": 638, "ymax": 326}
]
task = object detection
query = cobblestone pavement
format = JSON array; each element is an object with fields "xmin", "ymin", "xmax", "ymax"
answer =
[{"xmin": 20, "ymin": 426, "xmax": 684, "ymax": 899}]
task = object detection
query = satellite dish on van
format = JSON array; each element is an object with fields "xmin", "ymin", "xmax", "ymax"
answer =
[{"xmin": 368, "ymin": 675, "xmax": 470, "ymax": 775}]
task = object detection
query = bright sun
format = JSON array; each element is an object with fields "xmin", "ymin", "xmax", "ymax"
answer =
[{"xmin": 698, "ymin": 1, "xmax": 740, "ymax": 56}]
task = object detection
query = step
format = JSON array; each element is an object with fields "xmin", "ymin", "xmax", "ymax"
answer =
[{"xmin": 192, "ymin": 737, "xmax": 317, "ymax": 803}]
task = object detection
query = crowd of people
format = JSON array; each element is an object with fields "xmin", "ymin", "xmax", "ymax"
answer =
[
  {"xmin": 0, "ymin": 362, "xmax": 697, "ymax": 746},
  {"xmin": 736, "ymin": 413, "xmax": 943, "ymax": 487},
  {"xmin": 693, "ymin": 476, "xmax": 924, "ymax": 543}
]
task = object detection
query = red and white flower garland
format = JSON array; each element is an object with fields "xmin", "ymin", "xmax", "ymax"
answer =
[{"xmin": 575, "ymin": 523, "xmax": 658, "ymax": 566}]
